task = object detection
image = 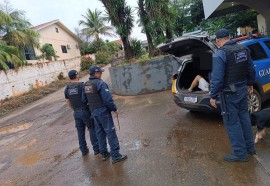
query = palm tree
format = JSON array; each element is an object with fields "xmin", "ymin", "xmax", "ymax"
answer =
[
  {"xmin": 0, "ymin": 1, "xmax": 39, "ymax": 70},
  {"xmin": 0, "ymin": 9, "xmax": 12, "ymax": 28},
  {"xmin": 99, "ymin": 0, "xmax": 134, "ymax": 60},
  {"xmin": 137, "ymin": 0, "xmax": 156, "ymax": 57},
  {"xmin": 79, "ymin": 8, "xmax": 116, "ymax": 42},
  {"xmin": 145, "ymin": 0, "xmax": 176, "ymax": 41},
  {"xmin": 0, "ymin": 40, "xmax": 25, "ymax": 70},
  {"xmin": 0, "ymin": 1, "xmax": 40, "ymax": 49}
]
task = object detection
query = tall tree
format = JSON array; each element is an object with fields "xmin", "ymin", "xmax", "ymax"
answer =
[
  {"xmin": 0, "ymin": 9, "xmax": 12, "ymax": 28},
  {"xmin": 145, "ymin": 0, "xmax": 165, "ymax": 43},
  {"xmin": 190, "ymin": 0, "xmax": 204, "ymax": 27},
  {"xmin": 172, "ymin": 0, "xmax": 193, "ymax": 36},
  {"xmin": 137, "ymin": 0, "xmax": 156, "ymax": 56},
  {"xmin": 0, "ymin": 1, "xmax": 39, "ymax": 49},
  {"xmin": 0, "ymin": 40, "xmax": 24, "ymax": 70},
  {"xmin": 143, "ymin": 0, "xmax": 179, "ymax": 43},
  {"xmin": 78, "ymin": 8, "xmax": 116, "ymax": 42},
  {"xmin": 202, "ymin": 9, "xmax": 258, "ymax": 36},
  {"xmin": 99, "ymin": 0, "xmax": 134, "ymax": 60}
]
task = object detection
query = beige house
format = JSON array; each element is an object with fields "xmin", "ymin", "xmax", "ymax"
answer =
[{"xmin": 25, "ymin": 19, "xmax": 81, "ymax": 62}]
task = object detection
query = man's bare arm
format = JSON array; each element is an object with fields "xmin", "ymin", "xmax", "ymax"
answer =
[{"xmin": 65, "ymin": 99, "xmax": 72, "ymax": 108}]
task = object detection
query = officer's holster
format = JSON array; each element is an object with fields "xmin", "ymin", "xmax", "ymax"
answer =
[{"xmin": 220, "ymin": 84, "xmax": 238, "ymax": 118}]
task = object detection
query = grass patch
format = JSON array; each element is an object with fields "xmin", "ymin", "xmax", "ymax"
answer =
[{"xmin": 114, "ymin": 54, "xmax": 168, "ymax": 67}]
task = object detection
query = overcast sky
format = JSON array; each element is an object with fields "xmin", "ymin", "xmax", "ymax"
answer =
[{"xmin": 6, "ymin": 0, "xmax": 146, "ymax": 41}]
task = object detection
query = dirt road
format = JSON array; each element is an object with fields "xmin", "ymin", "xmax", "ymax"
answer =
[{"xmin": 1, "ymin": 65, "xmax": 270, "ymax": 185}]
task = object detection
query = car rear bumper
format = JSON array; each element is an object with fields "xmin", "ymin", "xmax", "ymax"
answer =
[{"xmin": 173, "ymin": 92, "xmax": 221, "ymax": 113}]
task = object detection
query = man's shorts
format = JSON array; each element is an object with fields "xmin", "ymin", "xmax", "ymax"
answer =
[{"xmin": 198, "ymin": 78, "xmax": 209, "ymax": 91}]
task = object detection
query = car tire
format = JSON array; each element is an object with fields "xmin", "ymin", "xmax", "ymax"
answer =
[{"xmin": 248, "ymin": 89, "xmax": 261, "ymax": 113}]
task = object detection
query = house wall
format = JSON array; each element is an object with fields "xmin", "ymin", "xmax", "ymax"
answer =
[
  {"xmin": 34, "ymin": 24, "xmax": 80, "ymax": 61},
  {"xmin": 239, "ymin": 27, "xmax": 253, "ymax": 36},
  {"xmin": 0, "ymin": 57, "xmax": 81, "ymax": 101}
]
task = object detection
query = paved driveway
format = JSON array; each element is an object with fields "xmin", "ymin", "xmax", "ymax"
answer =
[{"xmin": 1, "ymin": 66, "xmax": 270, "ymax": 185}]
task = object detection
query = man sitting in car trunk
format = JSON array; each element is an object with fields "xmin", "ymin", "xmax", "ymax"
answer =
[{"xmin": 188, "ymin": 73, "xmax": 210, "ymax": 92}]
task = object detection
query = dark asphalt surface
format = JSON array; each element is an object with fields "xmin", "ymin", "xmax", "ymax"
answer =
[{"xmin": 1, "ymin": 66, "xmax": 270, "ymax": 186}]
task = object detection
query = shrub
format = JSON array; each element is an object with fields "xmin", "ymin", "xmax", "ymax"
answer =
[
  {"xmin": 137, "ymin": 54, "xmax": 150, "ymax": 62},
  {"xmin": 130, "ymin": 38, "xmax": 146, "ymax": 59},
  {"xmin": 95, "ymin": 51, "xmax": 112, "ymax": 65},
  {"xmin": 101, "ymin": 42, "xmax": 121, "ymax": 55},
  {"xmin": 80, "ymin": 56, "xmax": 95, "ymax": 71},
  {"xmin": 38, "ymin": 44, "xmax": 58, "ymax": 61},
  {"xmin": 57, "ymin": 72, "xmax": 65, "ymax": 80}
]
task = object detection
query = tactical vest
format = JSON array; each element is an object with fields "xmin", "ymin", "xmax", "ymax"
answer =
[
  {"xmin": 66, "ymin": 82, "xmax": 87, "ymax": 110},
  {"xmin": 221, "ymin": 43, "xmax": 249, "ymax": 86},
  {"xmin": 84, "ymin": 79, "xmax": 106, "ymax": 110}
]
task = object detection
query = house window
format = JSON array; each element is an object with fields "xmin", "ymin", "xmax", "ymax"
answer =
[
  {"xmin": 24, "ymin": 45, "xmax": 36, "ymax": 60},
  {"xmin": 61, "ymin": 45, "xmax": 68, "ymax": 53},
  {"xmin": 55, "ymin": 27, "xmax": 59, "ymax": 33}
]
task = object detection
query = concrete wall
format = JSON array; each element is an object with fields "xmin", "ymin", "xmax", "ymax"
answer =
[
  {"xmin": 109, "ymin": 55, "xmax": 180, "ymax": 95},
  {"xmin": 0, "ymin": 57, "xmax": 81, "ymax": 101}
]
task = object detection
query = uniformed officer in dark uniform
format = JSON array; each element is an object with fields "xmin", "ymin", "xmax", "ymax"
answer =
[
  {"xmin": 64, "ymin": 69, "xmax": 99, "ymax": 156},
  {"xmin": 82, "ymin": 65, "xmax": 127, "ymax": 164},
  {"xmin": 210, "ymin": 29, "xmax": 256, "ymax": 162}
]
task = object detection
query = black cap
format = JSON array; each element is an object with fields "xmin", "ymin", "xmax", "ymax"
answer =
[
  {"xmin": 68, "ymin": 69, "xmax": 78, "ymax": 79},
  {"xmin": 215, "ymin": 28, "xmax": 230, "ymax": 39},
  {"xmin": 89, "ymin": 65, "xmax": 104, "ymax": 75}
]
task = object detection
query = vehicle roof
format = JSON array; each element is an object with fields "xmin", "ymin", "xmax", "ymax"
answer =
[{"xmin": 238, "ymin": 37, "xmax": 270, "ymax": 45}]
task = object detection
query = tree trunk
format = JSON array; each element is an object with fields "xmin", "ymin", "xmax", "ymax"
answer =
[
  {"xmin": 138, "ymin": 0, "xmax": 156, "ymax": 57},
  {"xmin": 165, "ymin": 27, "xmax": 173, "ymax": 40},
  {"xmin": 146, "ymin": 32, "xmax": 156, "ymax": 57},
  {"xmin": 121, "ymin": 36, "xmax": 133, "ymax": 60}
]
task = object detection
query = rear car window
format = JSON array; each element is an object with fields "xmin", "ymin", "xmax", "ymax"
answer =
[
  {"xmin": 247, "ymin": 43, "xmax": 268, "ymax": 61},
  {"xmin": 263, "ymin": 40, "xmax": 270, "ymax": 50}
]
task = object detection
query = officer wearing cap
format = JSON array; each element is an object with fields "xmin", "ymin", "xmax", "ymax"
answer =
[
  {"xmin": 64, "ymin": 69, "xmax": 99, "ymax": 156},
  {"xmin": 82, "ymin": 65, "xmax": 127, "ymax": 164},
  {"xmin": 210, "ymin": 29, "xmax": 256, "ymax": 162}
]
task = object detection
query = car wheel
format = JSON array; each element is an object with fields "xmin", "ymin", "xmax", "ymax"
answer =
[{"xmin": 248, "ymin": 89, "xmax": 261, "ymax": 113}]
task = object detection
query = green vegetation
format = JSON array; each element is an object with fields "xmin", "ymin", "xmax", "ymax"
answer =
[
  {"xmin": 130, "ymin": 38, "xmax": 146, "ymax": 58},
  {"xmin": 0, "ymin": 40, "xmax": 24, "ymax": 70},
  {"xmin": 37, "ymin": 44, "xmax": 58, "ymax": 61},
  {"xmin": 0, "ymin": 1, "xmax": 39, "ymax": 70},
  {"xmin": 80, "ymin": 56, "xmax": 95, "ymax": 71},
  {"xmin": 78, "ymin": 8, "xmax": 115, "ymax": 42},
  {"xmin": 99, "ymin": 0, "xmax": 134, "ymax": 60},
  {"xmin": 77, "ymin": 0, "xmax": 258, "ymax": 66},
  {"xmin": 202, "ymin": 9, "xmax": 258, "ymax": 36}
]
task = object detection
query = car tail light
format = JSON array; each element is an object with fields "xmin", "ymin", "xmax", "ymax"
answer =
[{"xmin": 172, "ymin": 74, "xmax": 178, "ymax": 94}]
